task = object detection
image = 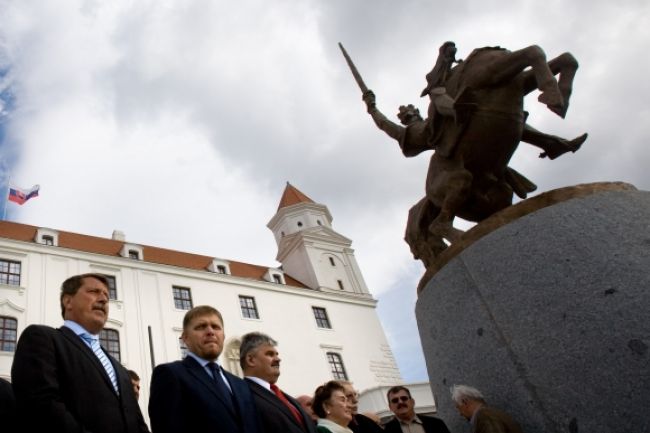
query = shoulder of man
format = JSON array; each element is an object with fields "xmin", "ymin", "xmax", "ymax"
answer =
[
  {"xmin": 14, "ymin": 324, "xmax": 58, "ymax": 346},
  {"xmin": 153, "ymin": 360, "xmax": 186, "ymax": 374},
  {"xmin": 383, "ymin": 417, "xmax": 401, "ymax": 433},
  {"xmin": 352, "ymin": 413, "xmax": 384, "ymax": 433},
  {"xmin": 419, "ymin": 414, "xmax": 451, "ymax": 433},
  {"xmin": 223, "ymin": 368, "xmax": 248, "ymax": 385}
]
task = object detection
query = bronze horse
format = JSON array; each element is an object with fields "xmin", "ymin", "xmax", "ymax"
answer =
[
  {"xmin": 340, "ymin": 41, "xmax": 585, "ymax": 276},
  {"xmin": 420, "ymin": 44, "xmax": 581, "ymax": 243}
]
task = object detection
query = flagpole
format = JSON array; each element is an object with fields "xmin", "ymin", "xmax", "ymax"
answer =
[{"xmin": 2, "ymin": 176, "xmax": 10, "ymax": 220}]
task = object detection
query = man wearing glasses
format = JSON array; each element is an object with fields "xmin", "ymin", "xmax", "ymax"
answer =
[
  {"xmin": 339, "ymin": 381, "xmax": 383, "ymax": 433},
  {"xmin": 384, "ymin": 386, "xmax": 450, "ymax": 433}
]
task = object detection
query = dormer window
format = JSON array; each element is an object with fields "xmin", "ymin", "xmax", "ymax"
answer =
[
  {"xmin": 263, "ymin": 268, "xmax": 285, "ymax": 285},
  {"xmin": 35, "ymin": 228, "xmax": 59, "ymax": 247},
  {"xmin": 208, "ymin": 259, "xmax": 230, "ymax": 275},
  {"xmin": 120, "ymin": 243, "xmax": 144, "ymax": 261}
]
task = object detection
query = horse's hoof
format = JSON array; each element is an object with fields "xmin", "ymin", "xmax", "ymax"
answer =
[{"xmin": 429, "ymin": 221, "xmax": 464, "ymax": 243}]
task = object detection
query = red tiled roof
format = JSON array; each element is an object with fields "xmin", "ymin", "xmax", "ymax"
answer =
[
  {"xmin": 277, "ymin": 182, "xmax": 314, "ymax": 211},
  {"xmin": 0, "ymin": 220, "xmax": 306, "ymax": 288}
]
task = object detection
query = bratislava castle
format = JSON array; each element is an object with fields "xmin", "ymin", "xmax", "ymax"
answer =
[{"xmin": 0, "ymin": 183, "xmax": 402, "ymax": 408}]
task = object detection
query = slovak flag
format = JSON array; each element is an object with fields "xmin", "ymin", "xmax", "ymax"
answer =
[{"xmin": 8, "ymin": 184, "xmax": 40, "ymax": 205}]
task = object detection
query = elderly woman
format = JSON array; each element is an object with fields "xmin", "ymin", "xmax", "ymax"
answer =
[{"xmin": 312, "ymin": 381, "xmax": 353, "ymax": 433}]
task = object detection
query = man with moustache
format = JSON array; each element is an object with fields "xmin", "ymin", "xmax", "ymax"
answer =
[
  {"xmin": 149, "ymin": 305, "xmax": 260, "ymax": 433},
  {"xmin": 384, "ymin": 386, "xmax": 450, "ymax": 433},
  {"xmin": 11, "ymin": 273, "xmax": 149, "ymax": 433},
  {"xmin": 240, "ymin": 332, "xmax": 316, "ymax": 433}
]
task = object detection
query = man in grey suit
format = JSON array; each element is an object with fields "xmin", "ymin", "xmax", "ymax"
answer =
[
  {"xmin": 11, "ymin": 273, "xmax": 149, "ymax": 433},
  {"xmin": 241, "ymin": 332, "xmax": 316, "ymax": 433},
  {"xmin": 149, "ymin": 305, "xmax": 260, "ymax": 433}
]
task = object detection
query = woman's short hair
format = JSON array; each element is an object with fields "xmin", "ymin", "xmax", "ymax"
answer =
[{"xmin": 312, "ymin": 380, "xmax": 346, "ymax": 418}]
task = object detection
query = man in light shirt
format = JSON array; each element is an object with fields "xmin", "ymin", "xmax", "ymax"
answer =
[
  {"xmin": 12, "ymin": 273, "xmax": 149, "ymax": 433},
  {"xmin": 149, "ymin": 305, "xmax": 260, "ymax": 433},
  {"xmin": 384, "ymin": 386, "xmax": 450, "ymax": 433}
]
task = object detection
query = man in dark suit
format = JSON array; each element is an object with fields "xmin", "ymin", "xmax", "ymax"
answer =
[
  {"xmin": 451, "ymin": 385, "xmax": 523, "ymax": 433},
  {"xmin": 149, "ymin": 306, "xmax": 260, "ymax": 433},
  {"xmin": 0, "ymin": 377, "xmax": 17, "ymax": 433},
  {"xmin": 339, "ymin": 381, "xmax": 383, "ymax": 433},
  {"xmin": 240, "ymin": 332, "xmax": 316, "ymax": 433},
  {"xmin": 384, "ymin": 386, "xmax": 450, "ymax": 433},
  {"xmin": 11, "ymin": 273, "xmax": 149, "ymax": 433}
]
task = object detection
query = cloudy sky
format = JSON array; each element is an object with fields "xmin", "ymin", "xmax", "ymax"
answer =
[{"xmin": 1, "ymin": 0, "xmax": 648, "ymax": 383}]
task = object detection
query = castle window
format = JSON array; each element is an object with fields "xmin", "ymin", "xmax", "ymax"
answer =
[
  {"xmin": 42, "ymin": 235, "xmax": 54, "ymax": 246},
  {"xmin": 102, "ymin": 275, "xmax": 117, "ymax": 300},
  {"xmin": 0, "ymin": 259, "xmax": 21, "ymax": 286},
  {"xmin": 272, "ymin": 274, "xmax": 283, "ymax": 284},
  {"xmin": 216, "ymin": 265, "xmax": 227, "ymax": 274},
  {"xmin": 239, "ymin": 296, "xmax": 259, "ymax": 319},
  {"xmin": 326, "ymin": 352, "xmax": 348, "ymax": 380},
  {"xmin": 173, "ymin": 286, "xmax": 193, "ymax": 310},
  {"xmin": 337, "ymin": 280, "xmax": 345, "ymax": 290},
  {"xmin": 99, "ymin": 328, "xmax": 121, "ymax": 361},
  {"xmin": 0, "ymin": 316, "xmax": 17, "ymax": 352},
  {"xmin": 329, "ymin": 257, "xmax": 335, "ymax": 266},
  {"xmin": 128, "ymin": 250, "xmax": 140, "ymax": 260},
  {"xmin": 179, "ymin": 337, "xmax": 188, "ymax": 359},
  {"xmin": 312, "ymin": 307, "xmax": 331, "ymax": 329}
]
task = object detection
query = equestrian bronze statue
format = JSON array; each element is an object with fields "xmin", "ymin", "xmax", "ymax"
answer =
[{"xmin": 340, "ymin": 42, "xmax": 587, "ymax": 278}]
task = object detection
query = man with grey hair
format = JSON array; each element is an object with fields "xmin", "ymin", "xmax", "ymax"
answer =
[
  {"xmin": 450, "ymin": 385, "xmax": 523, "ymax": 433},
  {"xmin": 241, "ymin": 332, "xmax": 316, "ymax": 433}
]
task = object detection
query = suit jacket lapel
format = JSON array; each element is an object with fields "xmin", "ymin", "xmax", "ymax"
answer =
[
  {"xmin": 183, "ymin": 357, "xmax": 238, "ymax": 417},
  {"xmin": 59, "ymin": 326, "xmax": 119, "ymax": 396},
  {"xmin": 247, "ymin": 379, "xmax": 306, "ymax": 429}
]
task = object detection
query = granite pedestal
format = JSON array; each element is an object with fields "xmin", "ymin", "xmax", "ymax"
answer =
[{"xmin": 416, "ymin": 183, "xmax": 650, "ymax": 433}]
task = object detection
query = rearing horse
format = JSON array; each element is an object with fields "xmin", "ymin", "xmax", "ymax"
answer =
[
  {"xmin": 341, "ymin": 41, "xmax": 585, "ymax": 274},
  {"xmin": 420, "ymin": 44, "xmax": 580, "ymax": 242}
]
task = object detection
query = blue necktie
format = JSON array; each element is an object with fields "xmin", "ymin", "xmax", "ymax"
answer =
[
  {"xmin": 81, "ymin": 333, "xmax": 119, "ymax": 394},
  {"xmin": 207, "ymin": 362, "xmax": 234, "ymax": 412}
]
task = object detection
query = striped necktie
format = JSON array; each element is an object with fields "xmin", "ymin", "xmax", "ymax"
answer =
[{"xmin": 81, "ymin": 333, "xmax": 119, "ymax": 394}]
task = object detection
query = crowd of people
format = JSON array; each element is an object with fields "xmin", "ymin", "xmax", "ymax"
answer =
[{"xmin": 0, "ymin": 273, "xmax": 523, "ymax": 433}]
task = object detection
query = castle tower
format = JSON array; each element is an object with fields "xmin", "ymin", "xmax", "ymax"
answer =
[{"xmin": 267, "ymin": 183, "xmax": 370, "ymax": 295}]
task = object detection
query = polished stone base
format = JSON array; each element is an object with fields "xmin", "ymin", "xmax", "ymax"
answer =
[{"xmin": 416, "ymin": 183, "xmax": 650, "ymax": 433}]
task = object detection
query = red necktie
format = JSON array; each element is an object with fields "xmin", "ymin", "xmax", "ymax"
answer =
[{"xmin": 270, "ymin": 383, "xmax": 305, "ymax": 428}]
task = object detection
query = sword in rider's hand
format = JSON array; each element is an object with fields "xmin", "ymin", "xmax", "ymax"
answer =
[{"xmin": 338, "ymin": 42, "xmax": 369, "ymax": 94}]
